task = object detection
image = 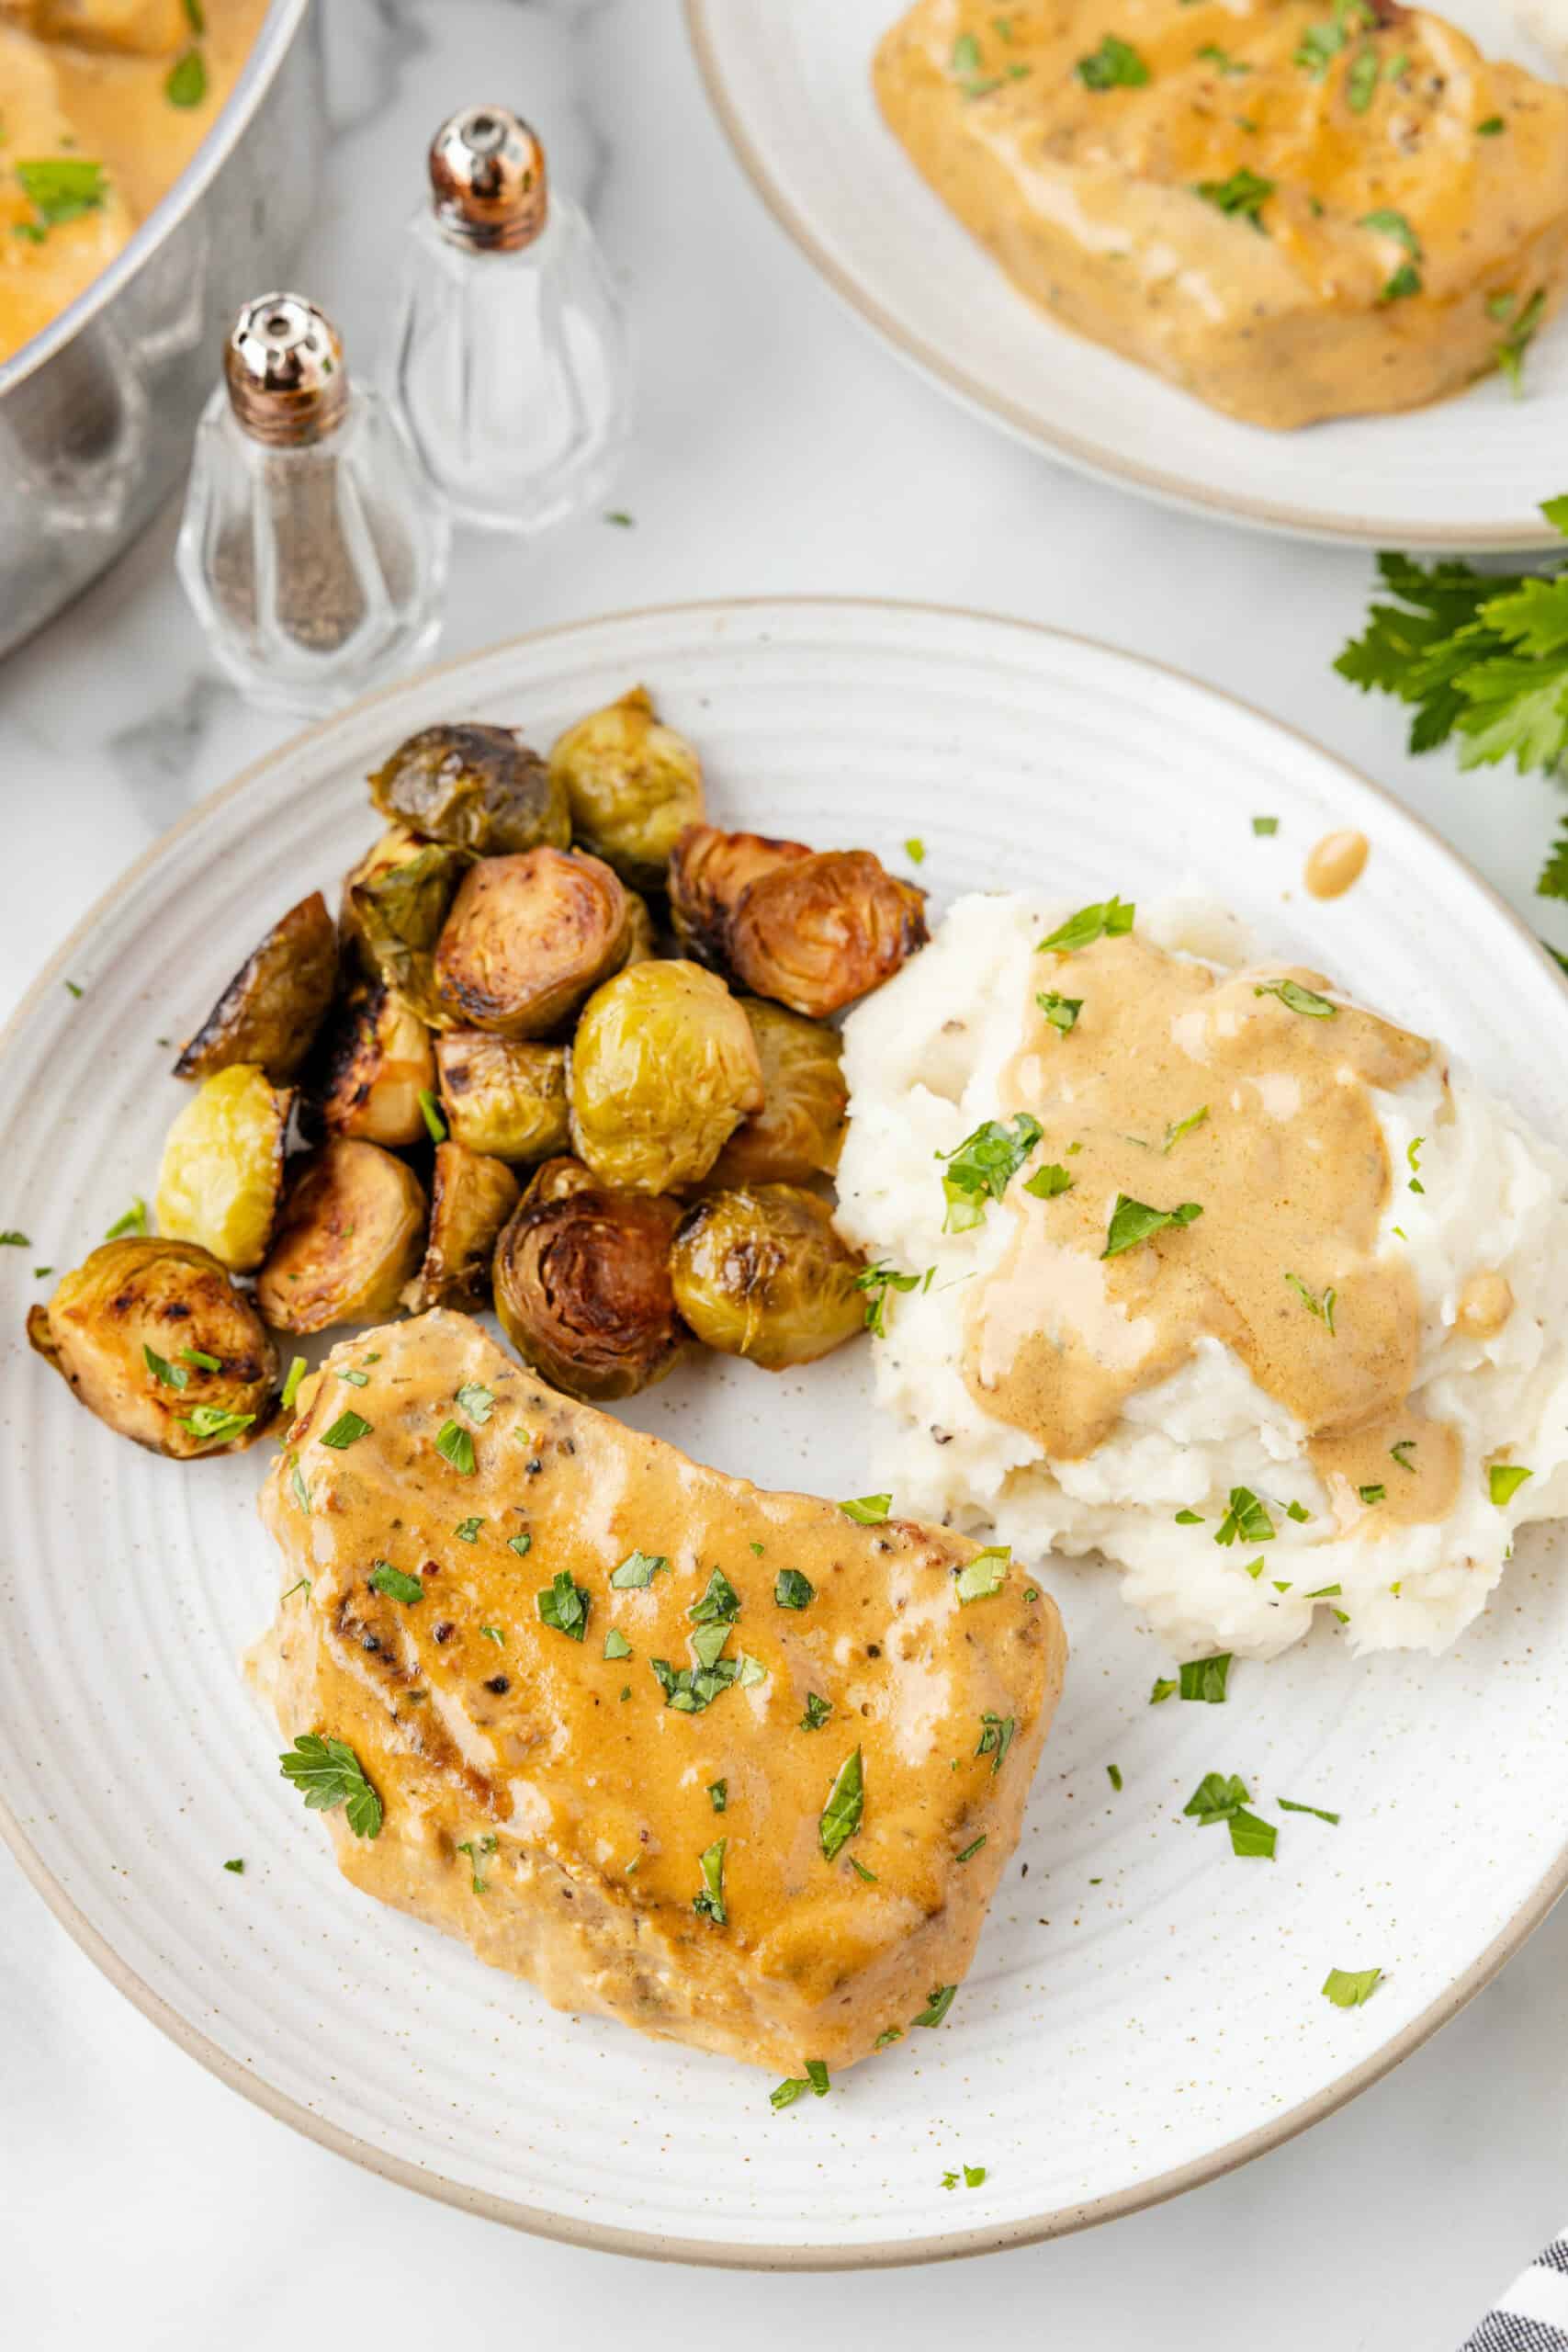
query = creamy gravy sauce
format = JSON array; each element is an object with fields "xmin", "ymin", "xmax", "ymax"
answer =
[
  {"xmin": 965, "ymin": 930, "xmax": 1464, "ymax": 1525},
  {"xmin": 0, "ymin": 0, "xmax": 268, "ymax": 363}
]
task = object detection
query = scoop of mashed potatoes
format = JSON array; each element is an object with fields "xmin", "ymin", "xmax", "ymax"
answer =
[{"xmin": 834, "ymin": 893, "xmax": 1568, "ymax": 1659}]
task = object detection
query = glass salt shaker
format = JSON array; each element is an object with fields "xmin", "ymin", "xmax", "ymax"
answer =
[
  {"xmin": 387, "ymin": 104, "xmax": 631, "ymax": 536},
  {"xmin": 176, "ymin": 293, "xmax": 449, "ymax": 717}
]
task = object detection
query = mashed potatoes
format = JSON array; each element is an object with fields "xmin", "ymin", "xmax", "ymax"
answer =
[{"xmin": 835, "ymin": 894, "xmax": 1568, "ymax": 1658}]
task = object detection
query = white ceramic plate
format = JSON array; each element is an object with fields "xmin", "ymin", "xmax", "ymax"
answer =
[
  {"xmin": 687, "ymin": 0, "xmax": 1568, "ymax": 548},
  {"xmin": 4, "ymin": 599, "xmax": 1568, "ymax": 2267}
]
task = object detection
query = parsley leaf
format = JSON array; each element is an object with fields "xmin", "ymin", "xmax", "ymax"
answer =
[
  {"xmin": 820, "ymin": 1746, "xmax": 864, "ymax": 1860},
  {"xmin": 603, "ymin": 1627, "xmax": 632, "ymax": 1660},
  {"xmin": 840, "ymin": 1494, "xmax": 891, "ymax": 1525},
  {"xmin": 690, "ymin": 1567, "xmax": 741, "ymax": 1624},
  {"xmin": 1254, "ymin": 977, "xmax": 1337, "ymax": 1018},
  {"xmin": 1286, "ymin": 1272, "xmax": 1337, "ymax": 1332},
  {"xmin": 1322, "ymin": 1965, "xmax": 1382, "ymax": 2007},
  {"xmin": 1539, "ymin": 822, "xmax": 1568, "ymax": 900},
  {"xmin": 936, "ymin": 1113, "xmax": 1043, "ymax": 1230},
  {"xmin": 1185, "ymin": 1770, "xmax": 1249, "ymax": 1824},
  {"xmin": 954, "ymin": 1545, "xmax": 1010, "ymax": 1603},
  {"xmin": 278, "ymin": 1733, "xmax": 382, "ymax": 1838},
  {"xmin": 176, "ymin": 1405, "xmax": 255, "ymax": 1448},
  {"xmin": 1490, "ymin": 1462, "xmax": 1532, "ymax": 1506},
  {"xmin": 976, "ymin": 1711, "xmax": 1016, "ymax": 1774},
  {"xmin": 104, "ymin": 1197, "xmax": 147, "ymax": 1239},
  {"xmin": 855, "ymin": 1259, "xmax": 930, "ymax": 1335},
  {"xmin": 456, "ymin": 1833, "xmax": 497, "ymax": 1893},
  {"xmin": 1280, "ymin": 1796, "xmax": 1340, "ymax": 1824},
  {"xmin": 1193, "ymin": 166, "xmax": 1274, "ymax": 232},
  {"xmin": 142, "ymin": 1343, "xmax": 189, "ymax": 1391},
  {"xmin": 165, "ymin": 47, "xmax": 207, "ymax": 107},
  {"xmin": 1037, "ymin": 897, "xmax": 1135, "ymax": 955},
  {"xmin": 1179, "ymin": 1654, "xmax": 1233, "ymax": 1702},
  {"xmin": 455, "ymin": 1381, "xmax": 494, "ymax": 1424},
  {"xmin": 368, "ymin": 1560, "xmax": 424, "ymax": 1604},
  {"xmin": 1102, "ymin": 1193, "xmax": 1203, "ymax": 1257},
  {"xmin": 1022, "ymin": 1161, "xmax": 1073, "ymax": 1199},
  {"xmin": 1214, "ymin": 1487, "xmax": 1274, "ymax": 1545},
  {"xmin": 536, "ymin": 1569, "xmax": 590, "ymax": 1640},
  {"xmin": 1076, "ymin": 34, "xmax": 1150, "ymax": 88},
  {"xmin": 610, "ymin": 1549, "xmax": 668, "ymax": 1589},
  {"xmin": 774, "ymin": 1567, "xmax": 814, "ymax": 1610},
  {"xmin": 800, "ymin": 1692, "xmax": 833, "ymax": 1730},
  {"xmin": 693, "ymin": 1838, "xmax": 728, "ymax": 1925},
  {"xmin": 17, "ymin": 157, "xmax": 107, "ymax": 233},
  {"xmin": 913, "ymin": 1984, "xmax": 958, "ymax": 2028}
]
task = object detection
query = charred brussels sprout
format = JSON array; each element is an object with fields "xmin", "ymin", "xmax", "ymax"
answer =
[
  {"xmin": 348, "ymin": 837, "xmax": 470, "ymax": 1026},
  {"xmin": 402, "ymin": 1143, "xmax": 520, "ymax": 1311},
  {"xmin": 174, "ymin": 891, "xmax": 337, "ymax": 1084},
  {"xmin": 28, "ymin": 1238, "xmax": 276, "ymax": 1459},
  {"xmin": 368, "ymin": 723, "xmax": 570, "ymax": 855},
  {"xmin": 308, "ymin": 979, "xmax": 436, "ymax": 1148},
  {"xmin": 434, "ymin": 847, "xmax": 629, "ymax": 1038},
  {"xmin": 548, "ymin": 686, "xmax": 705, "ymax": 889},
  {"xmin": 671, "ymin": 1185, "xmax": 864, "ymax": 1370},
  {"xmin": 339, "ymin": 827, "xmax": 423, "ymax": 955},
  {"xmin": 493, "ymin": 1160, "xmax": 684, "ymax": 1401},
  {"xmin": 728, "ymin": 850, "xmax": 928, "ymax": 1019},
  {"xmin": 434, "ymin": 1032, "xmax": 570, "ymax": 1163},
  {"xmin": 569, "ymin": 959, "xmax": 763, "ymax": 1193},
  {"xmin": 154, "ymin": 1064, "xmax": 291, "ymax": 1272},
  {"xmin": 668, "ymin": 822, "xmax": 811, "ymax": 971},
  {"xmin": 709, "ymin": 1000, "xmax": 846, "ymax": 1188},
  {"xmin": 255, "ymin": 1138, "xmax": 427, "ymax": 1333}
]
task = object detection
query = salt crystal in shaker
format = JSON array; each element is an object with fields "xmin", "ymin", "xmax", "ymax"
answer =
[
  {"xmin": 387, "ymin": 105, "xmax": 631, "ymax": 536},
  {"xmin": 176, "ymin": 293, "xmax": 449, "ymax": 717}
]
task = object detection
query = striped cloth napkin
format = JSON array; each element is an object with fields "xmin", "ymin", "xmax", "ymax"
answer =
[{"xmin": 1462, "ymin": 2232, "xmax": 1568, "ymax": 2349}]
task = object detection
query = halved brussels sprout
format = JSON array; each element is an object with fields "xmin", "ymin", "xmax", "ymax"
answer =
[
  {"xmin": 434, "ymin": 847, "xmax": 629, "ymax": 1038},
  {"xmin": 548, "ymin": 686, "xmax": 705, "ymax": 890},
  {"xmin": 339, "ymin": 826, "xmax": 424, "ymax": 957},
  {"xmin": 434, "ymin": 1031, "xmax": 570, "ymax": 1162},
  {"xmin": 368, "ymin": 724, "xmax": 570, "ymax": 855},
  {"xmin": 174, "ymin": 890, "xmax": 337, "ymax": 1084},
  {"xmin": 402, "ymin": 1143, "xmax": 520, "ymax": 1312},
  {"xmin": 728, "ymin": 850, "xmax": 928, "ymax": 1018},
  {"xmin": 154, "ymin": 1063, "xmax": 291, "ymax": 1272},
  {"xmin": 671, "ymin": 1185, "xmax": 864, "ymax": 1370},
  {"xmin": 493, "ymin": 1160, "xmax": 684, "ymax": 1401},
  {"xmin": 569, "ymin": 958, "xmax": 763, "ymax": 1193},
  {"xmin": 668, "ymin": 822, "xmax": 811, "ymax": 970},
  {"xmin": 255, "ymin": 1138, "xmax": 427, "ymax": 1333},
  {"xmin": 348, "ymin": 837, "xmax": 470, "ymax": 1026},
  {"xmin": 709, "ymin": 999, "xmax": 847, "ymax": 1187},
  {"xmin": 307, "ymin": 979, "xmax": 436, "ymax": 1148},
  {"xmin": 28, "ymin": 1238, "xmax": 276, "ymax": 1460}
]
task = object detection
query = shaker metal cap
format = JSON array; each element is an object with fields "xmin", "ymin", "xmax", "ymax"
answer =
[
  {"xmin": 224, "ymin": 294, "xmax": 348, "ymax": 448},
  {"xmin": 429, "ymin": 104, "xmax": 548, "ymax": 252}
]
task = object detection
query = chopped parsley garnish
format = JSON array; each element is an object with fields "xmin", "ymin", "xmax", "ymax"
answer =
[
  {"xmin": 800, "ymin": 1692, "xmax": 833, "ymax": 1731},
  {"xmin": 536, "ymin": 1569, "xmax": 590, "ymax": 1640},
  {"xmin": 1477, "ymin": 114, "xmax": 1505, "ymax": 134},
  {"xmin": 1346, "ymin": 44, "xmax": 1380, "ymax": 110},
  {"xmin": 507, "ymin": 1531, "xmax": 532, "ymax": 1558},
  {"xmin": 1214, "ymin": 1487, "xmax": 1274, "ymax": 1546},
  {"xmin": 1175, "ymin": 1509, "xmax": 1204, "ymax": 1524},
  {"xmin": 954, "ymin": 1545, "xmax": 1010, "ymax": 1604},
  {"xmin": 0, "ymin": 1229, "xmax": 28, "ymax": 1246},
  {"xmin": 1280, "ymin": 1796, "xmax": 1340, "ymax": 1823},
  {"xmin": 874, "ymin": 2027, "xmax": 904, "ymax": 2049},
  {"xmin": 479, "ymin": 1625, "xmax": 504, "ymax": 1645},
  {"xmin": 1163, "ymin": 1106, "xmax": 1209, "ymax": 1153},
  {"xmin": 770, "ymin": 2062, "xmax": 830, "ymax": 2109},
  {"xmin": 850, "ymin": 1857, "xmax": 878, "ymax": 1883},
  {"xmin": 17, "ymin": 157, "xmax": 108, "ymax": 237},
  {"xmin": 434, "ymin": 1419, "xmax": 476, "ymax": 1474},
  {"xmin": 1022, "ymin": 1161, "xmax": 1073, "ymax": 1200},
  {"xmin": 1102, "ymin": 1193, "xmax": 1202, "ymax": 1257},
  {"xmin": 454, "ymin": 1515, "xmax": 484, "ymax": 1543},
  {"xmin": 937, "ymin": 1113, "xmax": 1043, "ymax": 1230},
  {"xmin": 181, "ymin": 1347, "xmax": 221, "ymax": 1373},
  {"xmin": 1107, "ymin": 1763, "xmax": 1123, "ymax": 1792},
  {"xmin": 1197, "ymin": 41, "xmax": 1250, "ymax": 73},
  {"xmin": 774, "ymin": 1567, "xmax": 814, "ymax": 1610},
  {"xmin": 1358, "ymin": 1484, "xmax": 1385, "ymax": 1506},
  {"xmin": 142, "ymin": 1343, "xmax": 189, "ymax": 1391},
  {"xmin": 1286, "ymin": 1498, "xmax": 1313, "ymax": 1523},
  {"xmin": 956, "ymin": 1834, "xmax": 987, "ymax": 1862},
  {"xmin": 1037, "ymin": 896, "xmax": 1134, "ymax": 955},
  {"xmin": 278, "ymin": 1733, "xmax": 381, "ymax": 1838},
  {"xmin": 1077, "ymin": 33, "xmax": 1149, "ymax": 89},
  {"xmin": 1229, "ymin": 1809, "xmax": 1277, "ymax": 1859},
  {"xmin": 1359, "ymin": 207, "xmax": 1423, "ymax": 303},
  {"xmin": 321, "ymin": 1409, "xmax": 372, "ymax": 1450},
  {"xmin": 1192, "ymin": 166, "xmax": 1274, "ymax": 232},
  {"xmin": 1150, "ymin": 1676, "xmax": 1178, "ymax": 1703},
  {"xmin": 693, "ymin": 1838, "xmax": 728, "ymax": 1925},
  {"xmin": 819, "ymin": 1746, "xmax": 864, "ymax": 1860},
  {"xmin": 691, "ymin": 1567, "xmax": 741, "ymax": 1624},
  {"xmin": 338, "ymin": 1368, "xmax": 369, "ymax": 1387},
  {"xmin": 288, "ymin": 1460, "xmax": 310, "ymax": 1514},
  {"xmin": 1322, "ymin": 1965, "xmax": 1382, "ymax": 2007},
  {"xmin": 1036, "ymin": 989, "xmax": 1082, "ymax": 1034},
  {"xmin": 976, "ymin": 1711, "xmax": 1016, "ymax": 1774},
  {"xmin": 223, "ymin": 1858, "xmax": 243, "ymax": 1873},
  {"xmin": 650, "ymin": 1650, "xmax": 765, "ymax": 1713},
  {"xmin": 1252, "ymin": 815, "xmax": 1279, "ymax": 835},
  {"xmin": 1179, "ymin": 1654, "xmax": 1232, "ymax": 1703},
  {"xmin": 840, "ymin": 1494, "xmax": 891, "ymax": 1525},
  {"xmin": 368, "ymin": 1560, "xmax": 424, "ymax": 1605},
  {"xmin": 1254, "ymin": 977, "xmax": 1337, "ymax": 1018},
  {"xmin": 603, "ymin": 1627, "xmax": 632, "ymax": 1660},
  {"xmin": 905, "ymin": 836, "xmax": 927, "ymax": 864},
  {"xmin": 610, "ymin": 1548, "xmax": 668, "ymax": 1589},
  {"xmin": 913, "ymin": 1984, "xmax": 958, "ymax": 2029},
  {"xmin": 416, "ymin": 1087, "xmax": 446, "ymax": 1142},
  {"xmin": 455, "ymin": 1381, "xmax": 494, "ymax": 1424},
  {"xmin": 1184, "ymin": 1770, "xmax": 1271, "ymax": 1855},
  {"xmin": 1304, "ymin": 1582, "xmax": 1343, "ymax": 1599},
  {"xmin": 177, "ymin": 1405, "xmax": 255, "ymax": 1448},
  {"xmin": 165, "ymin": 47, "xmax": 208, "ymax": 107},
  {"xmin": 708, "ymin": 1779, "xmax": 728, "ymax": 1812},
  {"xmin": 1286, "ymin": 1272, "xmax": 1337, "ymax": 1332},
  {"xmin": 604, "ymin": 510, "xmax": 635, "ymax": 527},
  {"xmin": 692, "ymin": 1622, "xmax": 733, "ymax": 1669},
  {"xmin": 1490, "ymin": 1463, "xmax": 1532, "ymax": 1506},
  {"xmin": 856, "ymin": 1259, "xmax": 931, "ymax": 1335},
  {"xmin": 456, "ymin": 1834, "xmax": 497, "ymax": 1893},
  {"xmin": 1390, "ymin": 1439, "xmax": 1417, "ymax": 1472},
  {"xmin": 104, "ymin": 1196, "xmax": 147, "ymax": 1239}
]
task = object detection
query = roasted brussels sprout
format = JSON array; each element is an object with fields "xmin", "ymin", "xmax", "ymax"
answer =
[
  {"xmin": 493, "ymin": 1160, "xmax": 684, "ymax": 1401},
  {"xmin": 338, "ymin": 826, "xmax": 424, "ymax": 956},
  {"xmin": 548, "ymin": 686, "xmax": 705, "ymax": 889},
  {"xmin": 434, "ymin": 847, "xmax": 629, "ymax": 1038},
  {"xmin": 402, "ymin": 1143, "xmax": 520, "ymax": 1312},
  {"xmin": 348, "ymin": 838, "xmax": 470, "ymax": 1025},
  {"xmin": 307, "ymin": 979, "xmax": 436, "ymax": 1148},
  {"xmin": 671, "ymin": 1185, "xmax": 864, "ymax": 1370},
  {"xmin": 255, "ymin": 1138, "xmax": 427, "ymax": 1333},
  {"xmin": 434, "ymin": 1032, "xmax": 570, "ymax": 1162},
  {"xmin": 709, "ymin": 1000, "xmax": 847, "ymax": 1187},
  {"xmin": 28, "ymin": 1238, "xmax": 276, "ymax": 1460},
  {"xmin": 174, "ymin": 891, "xmax": 337, "ymax": 1084},
  {"xmin": 668, "ymin": 822, "xmax": 811, "ymax": 970},
  {"xmin": 569, "ymin": 958, "xmax": 763, "ymax": 1193},
  {"xmin": 368, "ymin": 724, "xmax": 570, "ymax": 855},
  {"xmin": 622, "ymin": 888, "xmax": 658, "ymax": 968},
  {"xmin": 154, "ymin": 1063, "xmax": 291, "ymax": 1273},
  {"xmin": 728, "ymin": 850, "xmax": 928, "ymax": 1018}
]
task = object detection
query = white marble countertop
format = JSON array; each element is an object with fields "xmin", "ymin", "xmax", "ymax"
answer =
[{"xmin": 5, "ymin": 2, "xmax": 1568, "ymax": 2343}]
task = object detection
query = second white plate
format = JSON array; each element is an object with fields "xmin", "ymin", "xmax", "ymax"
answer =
[{"xmin": 688, "ymin": 0, "xmax": 1568, "ymax": 548}]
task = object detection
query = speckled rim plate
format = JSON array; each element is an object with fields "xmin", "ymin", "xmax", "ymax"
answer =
[
  {"xmin": 4, "ymin": 598, "xmax": 1568, "ymax": 2267},
  {"xmin": 685, "ymin": 0, "xmax": 1568, "ymax": 550}
]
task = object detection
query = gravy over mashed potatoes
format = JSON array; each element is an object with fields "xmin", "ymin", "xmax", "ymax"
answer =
[{"xmin": 835, "ymin": 893, "xmax": 1568, "ymax": 1658}]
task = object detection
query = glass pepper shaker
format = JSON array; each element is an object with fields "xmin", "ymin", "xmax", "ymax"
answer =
[
  {"xmin": 387, "ymin": 104, "xmax": 632, "ymax": 536},
  {"xmin": 176, "ymin": 293, "xmax": 449, "ymax": 718}
]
